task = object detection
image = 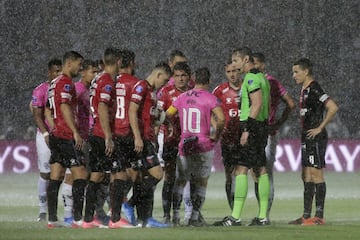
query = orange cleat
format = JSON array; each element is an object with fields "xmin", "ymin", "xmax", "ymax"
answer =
[
  {"xmin": 302, "ymin": 217, "xmax": 325, "ymax": 226},
  {"xmin": 108, "ymin": 218, "xmax": 138, "ymax": 229}
]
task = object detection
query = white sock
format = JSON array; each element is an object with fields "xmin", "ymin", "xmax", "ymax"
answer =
[
  {"xmin": 61, "ymin": 183, "xmax": 73, "ymax": 219},
  {"xmin": 183, "ymin": 181, "xmax": 193, "ymax": 219},
  {"xmin": 38, "ymin": 176, "xmax": 48, "ymax": 213}
]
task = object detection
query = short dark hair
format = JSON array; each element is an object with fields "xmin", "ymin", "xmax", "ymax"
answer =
[
  {"xmin": 154, "ymin": 61, "xmax": 172, "ymax": 76},
  {"xmin": 195, "ymin": 67, "xmax": 211, "ymax": 85},
  {"xmin": 169, "ymin": 49, "xmax": 186, "ymax": 62},
  {"xmin": 224, "ymin": 57, "xmax": 233, "ymax": 67},
  {"xmin": 82, "ymin": 59, "xmax": 96, "ymax": 70},
  {"xmin": 63, "ymin": 51, "xmax": 83, "ymax": 64},
  {"xmin": 120, "ymin": 49, "xmax": 135, "ymax": 68},
  {"xmin": 232, "ymin": 47, "xmax": 253, "ymax": 63},
  {"xmin": 293, "ymin": 58, "xmax": 313, "ymax": 75},
  {"xmin": 173, "ymin": 61, "xmax": 191, "ymax": 76},
  {"xmin": 252, "ymin": 52, "xmax": 266, "ymax": 63},
  {"xmin": 48, "ymin": 58, "xmax": 62, "ymax": 70},
  {"xmin": 103, "ymin": 47, "xmax": 121, "ymax": 65}
]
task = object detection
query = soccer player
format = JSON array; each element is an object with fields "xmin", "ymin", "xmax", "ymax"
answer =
[
  {"xmin": 46, "ymin": 51, "xmax": 88, "ymax": 228},
  {"xmin": 212, "ymin": 59, "xmax": 243, "ymax": 210},
  {"xmin": 83, "ymin": 48, "xmax": 134, "ymax": 229},
  {"xmin": 289, "ymin": 58, "xmax": 338, "ymax": 225},
  {"xmin": 129, "ymin": 62, "xmax": 172, "ymax": 228},
  {"xmin": 30, "ymin": 58, "xmax": 62, "ymax": 222},
  {"xmin": 252, "ymin": 52, "xmax": 295, "ymax": 221},
  {"xmin": 157, "ymin": 62, "xmax": 192, "ymax": 224},
  {"xmin": 215, "ymin": 47, "xmax": 271, "ymax": 226},
  {"xmin": 167, "ymin": 67, "xmax": 225, "ymax": 227}
]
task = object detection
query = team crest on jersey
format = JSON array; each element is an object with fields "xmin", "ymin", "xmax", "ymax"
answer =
[
  {"xmin": 104, "ymin": 84, "xmax": 112, "ymax": 92},
  {"xmin": 135, "ymin": 85, "xmax": 143, "ymax": 93},
  {"xmin": 248, "ymin": 79, "xmax": 253, "ymax": 85},
  {"xmin": 64, "ymin": 84, "xmax": 71, "ymax": 92}
]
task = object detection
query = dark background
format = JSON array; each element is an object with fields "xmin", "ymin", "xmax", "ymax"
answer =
[{"xmin": 1, "ymin": 0, "xmax": 359, "ymax": 139}]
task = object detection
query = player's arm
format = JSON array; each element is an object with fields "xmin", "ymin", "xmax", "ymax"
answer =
[
  {"xmin": 306, "ymin": 99, "xmax": 339, "ymax": 139},
  {"xmin": 44, "ymin": 106, "xmax": 55, "ymax": 130},
  {"xmin": 98, "ymin": 102, "xmax": 114, "ymax": 157},
  {"xmin": 271, "ymin": 93, "xmax": 296, "ymax": 130},
  {"xmin": 210, "ymin": 106, "xmax": 225, "ymax": 141},
  {"xmin": 165, "ymin": 105, "xmax": 178, "ymax": 137},
  {"xmin": 60, "ymin": 103, "xmax": 83, "ymax": 150},
  {"xmin": 129, "ymin": 101, "xmax": 143, "ymax": 153}
]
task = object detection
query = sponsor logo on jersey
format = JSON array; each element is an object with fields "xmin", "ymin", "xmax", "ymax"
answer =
[
  {"xmin": 248, "ymin": 79, "xmax": 253, "ymax": 85},
  {"xmin": 135, "ymin": 85, "xmax": 143, "ymax": 93}
]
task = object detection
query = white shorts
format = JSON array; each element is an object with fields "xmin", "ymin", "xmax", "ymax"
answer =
[
  {"xmin": 177, "ymin": 150, "xmax": 214, "ymax": 181},
  {"xmin": 36, "ymin": 131, "xmax": 51, "ymax": 173}
]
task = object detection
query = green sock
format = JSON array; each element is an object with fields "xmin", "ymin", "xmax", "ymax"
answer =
[
  {"xmin": 231, "ymin": 174, "xmax": 248, "ymax": 219},
  {"xmin": 258, "ymin": 173, "xmax": 270, "ymax": 219}
]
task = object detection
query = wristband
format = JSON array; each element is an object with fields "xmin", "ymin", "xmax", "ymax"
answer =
[{"xmin": 42, "ymin": 131, "xmax": 49, "ymax": 137}]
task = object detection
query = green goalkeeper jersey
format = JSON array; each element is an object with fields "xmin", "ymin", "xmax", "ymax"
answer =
[{"xmin": 239, "ymin": 69, "xmax": 270, "ymax": 122}]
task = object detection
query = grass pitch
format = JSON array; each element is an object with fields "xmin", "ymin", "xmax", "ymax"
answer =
[{"xmin": 0, "ymin": 172, "xmax": 359, "ymax": 240}]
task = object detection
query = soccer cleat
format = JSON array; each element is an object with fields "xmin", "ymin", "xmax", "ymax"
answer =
[
  {"xmin": 145, "ymin": 217, "xmax": 171, "ymax": 228},
  {"xmin": 163, "ymin": 214, "xmax": 171, "ymax": 224},
  {"xmin": 122, "ymin": 202, "xmax": 137, "ymax": 225},
  {"xmin": 172, "ymin": 217, "xmax": 181, "ymax": 227},
  {"xmin": 47, "ymin": 221, "xmax": 70, "ymax": 229},
  {"xmin": 213, "ymin": 216, "xmax": 242, "ymax": 227},
  {"xmin": 82, "ymin": 219, "xmax": 108, "ymax": 229},
  {"xmin": 188, "ymin": 219, "xmax": 206, "ymax": 227},
  {"xmin": 37, "ymin": 213, "xmax": 47, "ymax": 222},
  {"xmin": 302, "ymin": 217, "xmax": 325, "ymax": 226},
  {"xmin": 247, "ymin": 217, "xmax": 270, "ymax": 226},
  {"xmin": 288, "ymin": 216, "xmax": 306, "ymax": 225},
  {"xmin": 63, "ymin": 217, "xmax": 74, "ymax": 225},
  {"xmin": 108, "ymin": 218, "xmax": 138, "ymax": 229},
  {"xmin": 71, "ymin": 220, "xmax": 83, "ymax": 228}
]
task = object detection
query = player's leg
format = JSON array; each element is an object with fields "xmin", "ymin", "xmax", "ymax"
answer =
[{"xmin": 62, "ymin": 170, "xmax": 73, "ymax": 224}]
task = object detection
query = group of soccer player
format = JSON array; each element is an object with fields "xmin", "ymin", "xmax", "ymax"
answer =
[{"xmin": 30, "ymin": 46, "xmax": 338, "ymax": 229}]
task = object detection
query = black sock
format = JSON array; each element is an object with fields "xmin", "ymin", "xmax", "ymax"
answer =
[
  {"xmin": 162, "ymin": 180, "xmax": 174, "ymax": 217},
  {"xmin": 111, "ymin": 179, "xmax": 130, "ymax": 222},
  {"xmin": 84, "ymin": 181, "xmax": 99, "ymax": 222},
  {"xmin": 95, "ymin": 183, "xmax": 109, "ymax": 218},
  {"xmin": 254, "ymin": 182, "xmax": 259, "ymax": 205},
  {"xmin": 303, "ymin": 182, "xmax": 315, "ymax": 219},
  {"xmin": 225, "ymin": 181, "xmax": 234, "ymax": 210},
  {"xmin": 315, "ymin": 182, "xmax": 326, "ymax": 218},
  {"xmin": 72, "ymin": 179, "xmax": 87, "ymax": 221},
  {"xmin": 47, "ymin": 179, "xmax": 62, "ymax": 222},
  {"xmin": 140, "ymin": 175, "xmax": 160, "ymax": 221}
]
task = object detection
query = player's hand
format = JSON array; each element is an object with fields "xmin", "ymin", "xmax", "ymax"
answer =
[
  {"xmin": 134, "ymin": 137, "xmax": 144, "ymax": 153},
  {"xmin": 73, "ymin": 132, "xmax": 83, "ymax": 151},
  {"xmin": 306, "ymin": 127, "xmax": 321, "ymax": 139},
  {"xmin": 105, "ymin": 138, "xmax": 114, "ymax": 157},
  {"xmin": 240, "ymin": 131, "xmax": 249, "ymax": 146}
]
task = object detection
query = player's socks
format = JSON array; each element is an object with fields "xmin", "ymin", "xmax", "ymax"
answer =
[
  {"xmin": 84, "ymin": 181, "xmax": 100, "ymax": 222},
  {"xmin": 303, "ymin": 182, "xmax": 315, "ymax": 218},
  {"xmin": 110, "ymin": 179, "xmax": 129, "ymax": 223},
  {"xmin": 315, "ymin": 182, "xmax": 326, "ymax": 218},
  {"xmin": 162, "ymin": 179, "xmax": 174, "ymax": 217},
  {"xmin": 254, "ymin": 182, "xmax": 259, "ymax": 204},
  {"xmin": 61, "ymin": 182, "xmax": 73, "ymax": 221},
  {"xmin": 258, "ymin": 173, "xmax": 270, "ymax": 219},
  {"xmin": 226, "ymin": 179, "xmax": 234, "ymax": 210},
  {"xmin": 190, "ymin": 185, "xmax": 206, "ymax": 221},
  {"xmin": 72, "ymin": 179, "xmax": 87, "ymax": 221},
  {"xmin": 95, "ymin": 183, "xmax": 109, "ymax": 219},
  {"xmin": 231, "ymin": 174, "xmax": 247, "ymax": 219},
  {"xmin": 172, "ymin": 184, "xmax": 185, "ymax": 222},
  {"xmin": 38, "ymin": 176, "xmax": 49, "ymax": 214},
  {"xmin": 267, "ymin": 172, "xmax": 274, "ymax": 219},
  {"xmin": 183, "ymin": 181, "xmax": 193, "ymax": 220},
  {"xmin": 47, "ymin": 179, "xmax": 62, "ymax": 222}
]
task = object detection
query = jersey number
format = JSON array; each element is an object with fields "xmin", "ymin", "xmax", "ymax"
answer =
[
  {"xmin": 182, "ymin": 107, "xmax": 201, "ymax": 133},
  {"xmin": 115, "ymin": 96, "xmax": 125, "ymax": 119}
]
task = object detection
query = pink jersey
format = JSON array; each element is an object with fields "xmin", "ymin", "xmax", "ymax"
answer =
[
  {"xmin": 266, "ymin": 74, "xmax": 288, "ymax": 125},
  {"xmin": 173, "ymin": 89, "xmax": 220, "ymax": 156},
  {"xmin": 75, "ymin": 81, "xmax": 91, "ymax": 140},
  {"xmin": 31, "ymin": 82, "xmax": 50, "ymax": 130},
  {"xmin": 48, "ymin": 74, "xmax": 77, "ymax": 140},
  {"xmin": 212, "ymin": 82, "xmax": 241, "ymax": 145}
]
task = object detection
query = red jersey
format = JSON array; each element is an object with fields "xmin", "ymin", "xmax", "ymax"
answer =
[
  {"xmin": 48, "ymin": 74, "xmax": 77, "ymax": 140},
  {"xmin": 130, "ymin": 80, "xmax": 157, "ymax": 142},
  {"xmin": 90, "ymin": 72, "xmax": 116, "ymax": 138},
  {"xmin": 212, "ymin": 82, "xmax": 241, "ymax": 145},
  {"xmin": 157, "ymin": 84, "xmax": 185, "ymax": 145},
  {"xmin": 114, "ymin": 73, "xmax": 139, "ymax": 136}
]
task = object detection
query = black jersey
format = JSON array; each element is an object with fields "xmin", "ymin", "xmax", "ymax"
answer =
[{"xmin": 299, "ymin": 81, "xmax": 330, "ymax": 130}]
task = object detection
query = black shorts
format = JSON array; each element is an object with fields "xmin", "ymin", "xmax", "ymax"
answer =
[
  {"xmin": 235, "ymin": 121, "xmax": 267, "ymax": 169},
  {"xmin": 88, "ymin": 135, "xmax": 115, "ymax": 173},
  {"xmin": 221, "ymin": 143, "xmax": 244, "ymax": 168},
  {"xmin": 162, "ymin": 143, "xmax": 178, "ymax": 163},
  {"xmin": 114, "ymin": 135, "xmax": 135, "ymax": 170},
  {"xmin": 130, "ymin": 140, "xmax": 160, "ymax": 170},
  {"xmin": 301, "ymin": 130, "xmax": 327, "ymax": 169},
  {"xmin": 49, "ymin": 135, "xmax": 85, "ymax": 168}
]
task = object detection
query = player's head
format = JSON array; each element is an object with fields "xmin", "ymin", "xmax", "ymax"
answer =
[
  {"xmin": 194, "ymin": 67, "xmax": 211, "ymax": 85},
  {"xmin": 120, "ymin": 49, "xmax": 136, "ymax": 74},
  {"xmin": 47, "ymin": 58, "xmax": 62, "ymax": 81},
  {"xmin": 95, "ymin": 59, "xmax": 104, "ymax": 72},
  {"xmin": 152, "ymin": 61, "xmax": 172, "ymax": 89},
  {"xmin": 231, "ymin": 47, "xmax": 253, "ymax": 73},
  {"xmin": 252, "ymin": 52, "xmax": 266, "ymax": 72},
  {"xmin": 81, "ymin": 59, "xmax": 97, "ymax": 85},
  {"xmin": 173, "ymin": 61, "xmax": 191, "ymax": 90},
  {"xmin": 168, "ymin": 49, "xmax": 187, "ymax": 70},
  {"xmin": 103, "ymin": 47, "xmax": 122, "ymax": 67},
  {"xmin": 292, "ymin": 58, "xmax": 313, "ymax": 84},
  {"xmin": 224, "ymin": 58, "xmax": 241, "ymax": 86},
  {"xmin": 63, "ymin": 51, "xmax": 84, "ymax": 78}
]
